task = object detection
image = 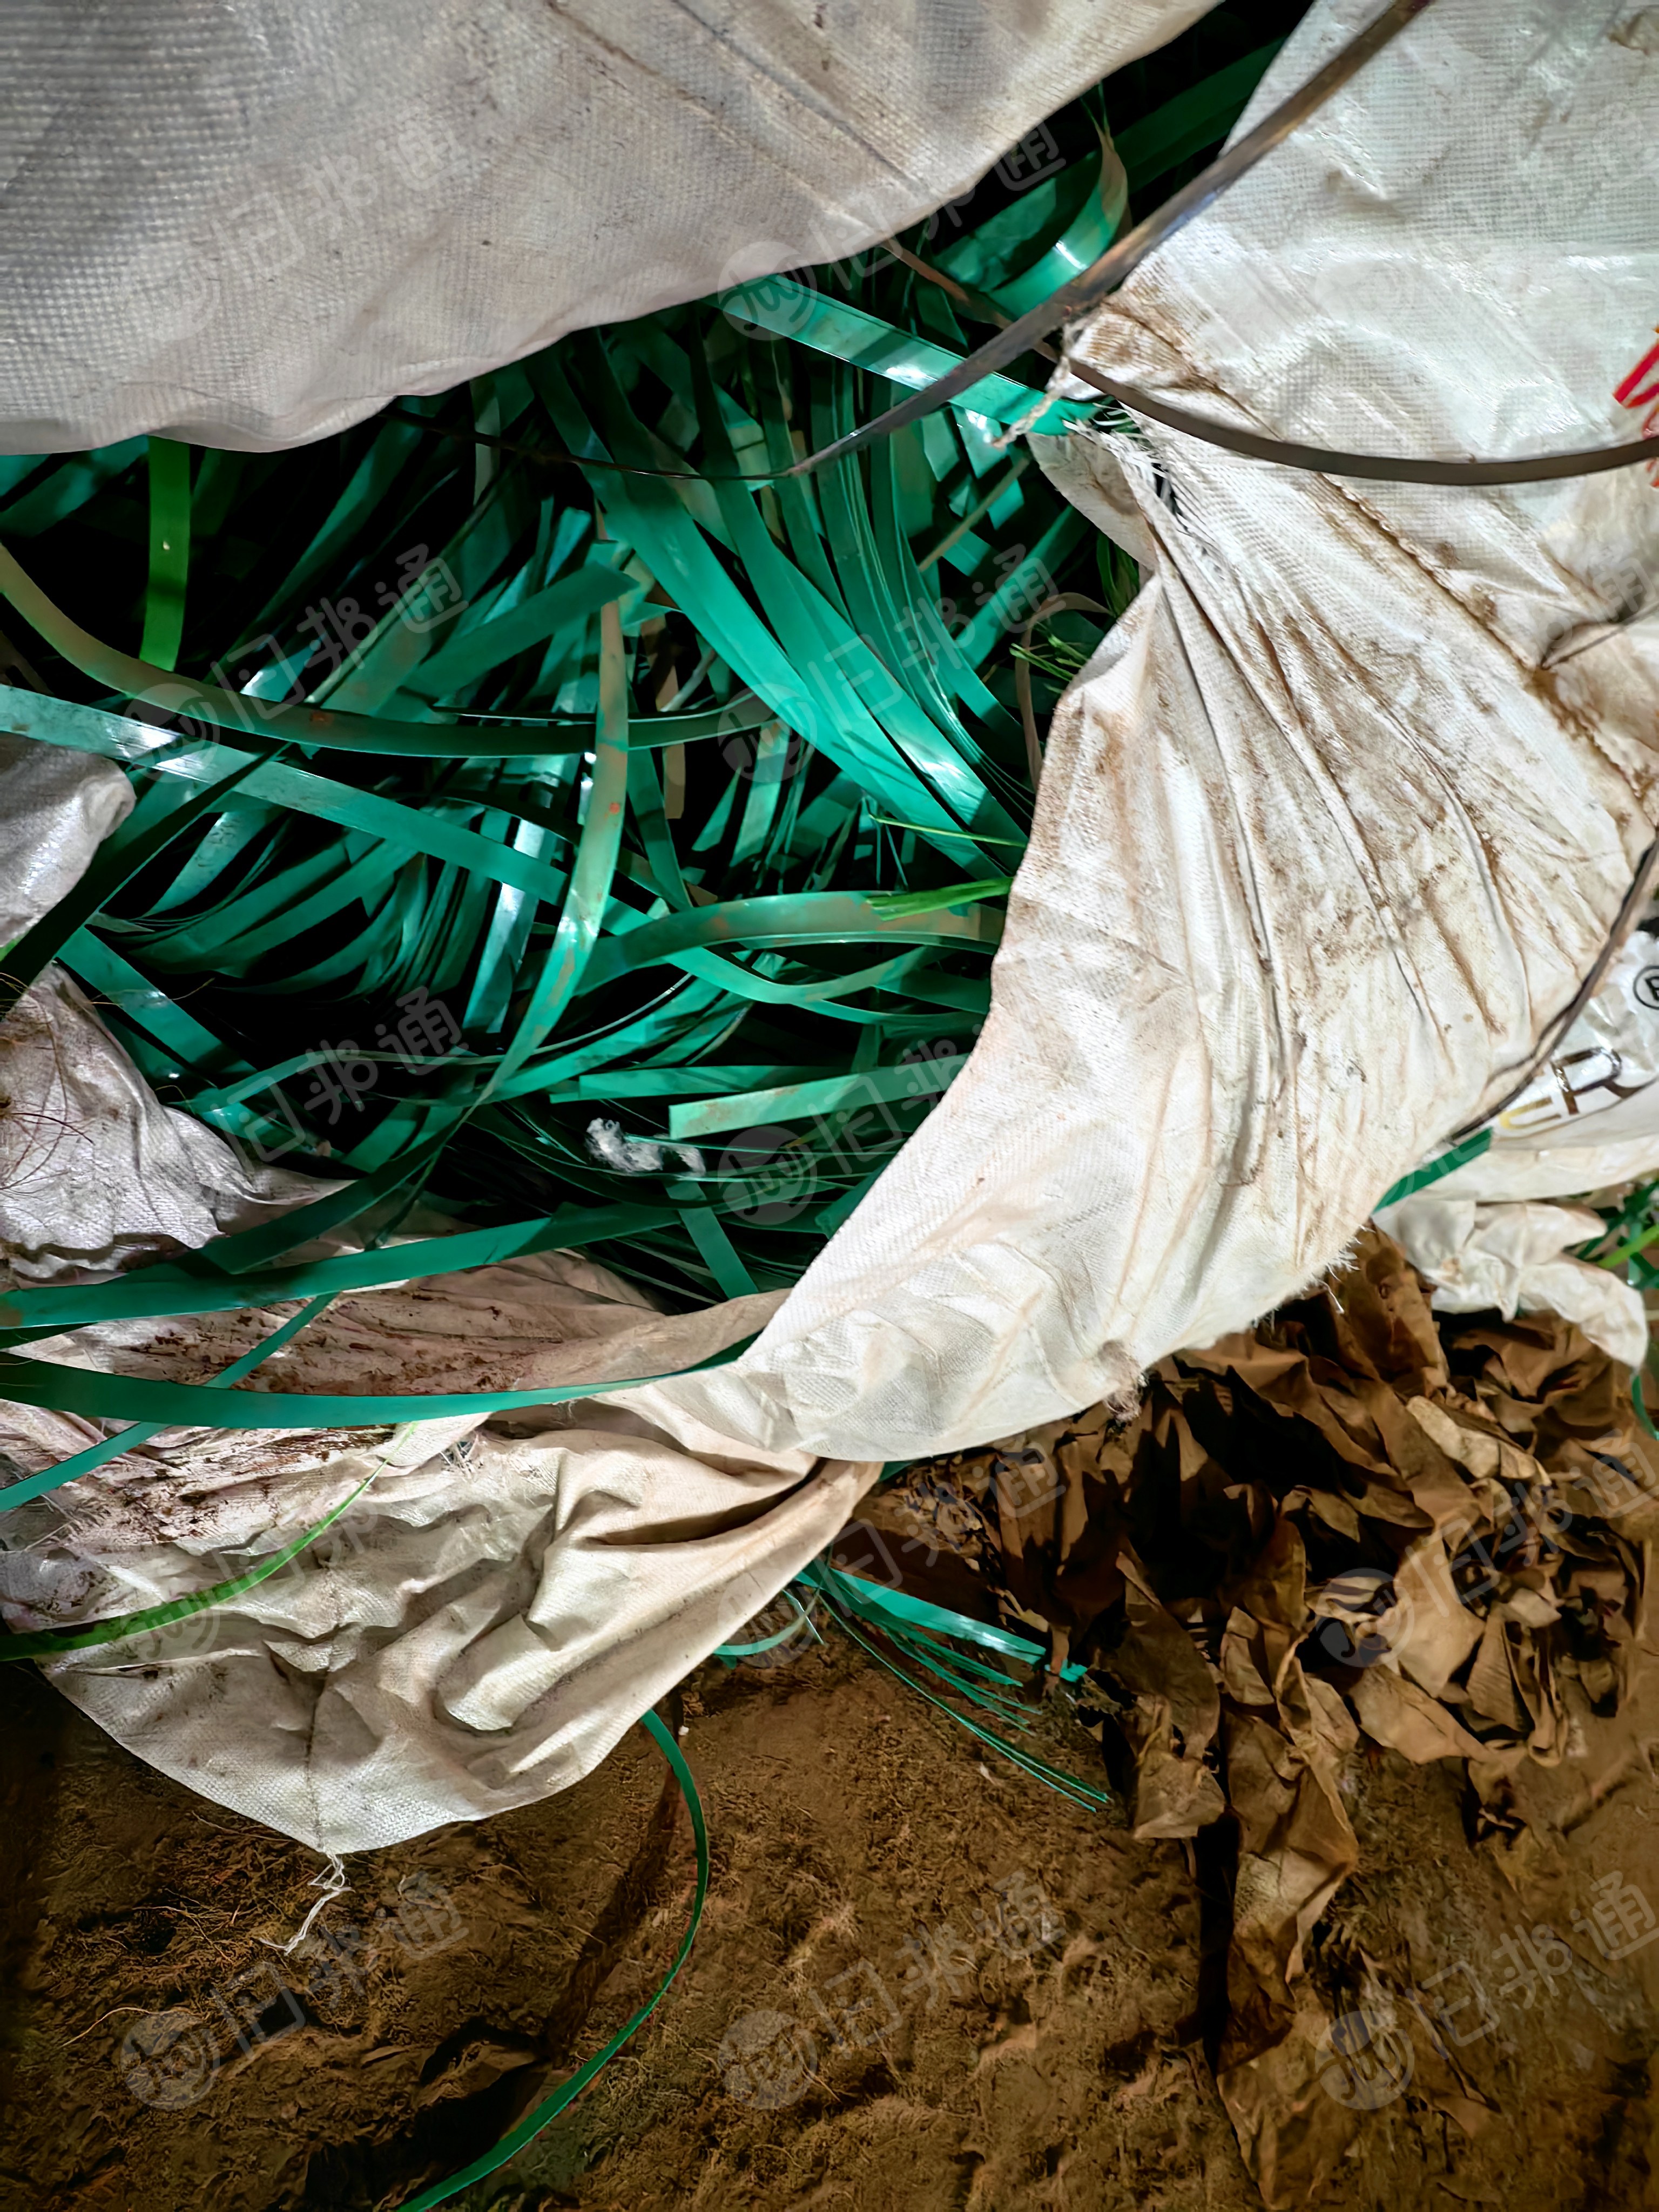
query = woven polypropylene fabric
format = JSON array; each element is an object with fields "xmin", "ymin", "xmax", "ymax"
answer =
[
  {"xmin": 656, "ymin": 0, "xmax": 1659, "ymax": 1461},
  {"xmin": 0, "ymin": 0, "xmax": 1212, "ymax": 451}
]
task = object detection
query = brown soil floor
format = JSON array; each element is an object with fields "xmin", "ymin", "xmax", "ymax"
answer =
[{"xmin": 6, "ymin": 1621, "xmax": 1659, "ymax": 2212}]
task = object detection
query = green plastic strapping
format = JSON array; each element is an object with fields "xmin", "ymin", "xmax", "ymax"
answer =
[
  {"xmin": 1375, "ymin": 1127, "xmax": 1492, "ymax": 1210},
  {"xmin": 139, "ymin": 437, "xmax": 192, "ymax": 671},
  {"xmin": 823, "ymin": 1599, "xmax": 1112, "ymax": 1813},
  {"xmin": 0, "ymin": 1290, "xmax": 339, "ymax": 1513},
  {"xmin": 0, "ymin": 29, "xmax": 1285, "ymax": 1702},
  {"xmin": 805, "ymin": 1558, "xmax": 1088, "ymax": 1681},
  {"xmin": 804, "ymin": 1560, "xmax": 1110, "ymax": 1810},
  {"xmin": 395, "ymin": 1710, "xmax": 709, "ymax": 2211},
  {"xmin": 0, "ymin": 1459, "xmax": 372, "ymax": 1660},
  {"xmin": 0, "ymin": 46, "xmax": 1339, "ymax": 2181},
  {"xmin": 0, "ymin": 1331, "xmax": 759, "ymax": 1437},
  {"xmin": 713, "ymin": 1586, "xmax": 814, "ymax": 1658}
]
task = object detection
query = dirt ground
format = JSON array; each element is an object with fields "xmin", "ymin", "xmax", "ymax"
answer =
[{"xmin": 6, "ymin": 1601, "xmax": 1659, "ymax": 2212}]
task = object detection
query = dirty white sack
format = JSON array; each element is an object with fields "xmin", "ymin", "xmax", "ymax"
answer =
[
  {"xmin": 1372, "ymin": 1196, "xmax": 1649, "ymax": 1369},
  {"xmin": 0, "ymin": 974, "xmax": 875, "ymax": 1849},
  {"xmin": 655, "ymin": 0, "xmax": 1659, "ymax": 1467},
  {"xmin": 1, "ymin": 0, "xmax": 1211, "ymax": 451},
  {"xmin": 11, "ymin": 0, "xmax": 1659, "ymax": 1852},
  {"xmin": 0, "ymin": 745, "xmax": 873, "ymax": 1849}
]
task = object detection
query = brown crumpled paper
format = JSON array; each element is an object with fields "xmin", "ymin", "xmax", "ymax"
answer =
[{"xmin": 846, "ymin": 1226, "xmax": 1657, "ymax": 2208}]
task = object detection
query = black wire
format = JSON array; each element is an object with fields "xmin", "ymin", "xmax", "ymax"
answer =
[
  {"xmin": 1057, "ymin": 361, "xmax": 1659, "ymax": 487},
  {"xmin": 393, "ymin": 363, "xmax": 1659, "ymax": 497}
]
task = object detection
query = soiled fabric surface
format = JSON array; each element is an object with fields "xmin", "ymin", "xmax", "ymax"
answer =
[
  {"xmin": 0, "ymin": 0, "xmax": 1211, "ymax": 450},
  {"xmin": 0, "ymin": 973, "xmax": 867, "ymax": 1853},
  {"xmin": 657, "ymin": 0, "xmax": 1659, "ymax": 1468},
  {"xmin": 0, "ymin": 975, "xmax": 871, "ymax": 1850},
  {"xmin": 858, "ymin": 1226, "xmax": 1656, "ymax": 2207},
  {"xmin": 0, "ymin": 744, "xmax": 870, "ymax": 1851},
  {"xmin": 11, "ymin": 1395, "xmax": 870, "ymax": 1852}
]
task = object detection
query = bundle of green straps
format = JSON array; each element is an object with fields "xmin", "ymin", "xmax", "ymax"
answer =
[{"xmin": 0, "ymin": 21, "xmax": 1300, "ymax": 2204}]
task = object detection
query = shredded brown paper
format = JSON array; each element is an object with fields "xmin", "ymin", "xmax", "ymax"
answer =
[{"xmin": 839, "ymin": 1227, "xmax": 1658, "ymax": 2206}]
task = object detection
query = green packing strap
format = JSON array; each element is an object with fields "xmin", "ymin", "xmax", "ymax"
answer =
[
  {"xmin": 678, "ymin": 1205, "xmax": 758, "ymax": 1298},
  {"xmin": 1374, "ymin": 1127, "xmax": 1492, "ymax": 1210},
  {"xmin": 821, "ymin": 1595, "xmax": 1111, "ymax": 1813},
  {"xmin": 0, "ymin": 1453, "xmax": 374, "ymax": 1658},
  {"xmin": 667, "ymin": 1051, "xmax": 965, "ymax": 1142},
  {"xmin": 60, "ymin": 925, "xmax": 247, "ymax": 1078},
  {"xmin": 713, "ymin": 1586, "xmax": 814, "ymax": 1658},
  {"xmin": 868, "ymin": 876, "xmax": 1014, "ymax": 919},
  {"xmin": 0, "ymin": 1332, "xmax": 760, "ymax": 1435},
  {"xmin": 936, "ymin": 147, "xmax": 1123, "ymax": 321},
  {"xmin": 0, "ymin": 1203, "xmax": 684, "ymax": 1333},
  {"xmin": 0, "ymin": 667, "xmax": 771, "ymax": 777},
  {"xmin": 139, "ymin": 439, "xmax": 192, "ymax": 672},
  {"xmin": 954, "ymin": 509, "xmax": 1088, "ymax": 670},
  {"xmin": 486, "ymin": 593, "xmax": 631, "ymax": 1095},
  {"xmin": 802, "ymin": 1560, "xmax": 1088, "ymax": 1682},
  {"xmin": 0, "ymin": 690, "xmax": 589, "ymax": 912},
  {"xmin": 1593, "ymin": 1176, "xmax": 1659, "ymax": 1271},
  {"xmin": 576, "ymin": 890, "xmax": 1000, "ymax": 995},
  {"xmin": 0, "ymin": 1292, "xmax": 338, "ymax": 1513},
  {"xmin": 529, "ymin": 348, "xmax": 1008, "ymax": 875},
  {"xmin": 714, "ymin": 279, "xmax": 1093, "ymax": 438},
  {"xmin": 171, "ymin": 1129, "xmax": 462, "ymax": 1282},
  {"xmin": 395, "ymin": 1709, "xmax": 708, "ymax": 2212},
  {"xmin": 406, "ymin": 563, "xmax": 637, "ymax": 699}
]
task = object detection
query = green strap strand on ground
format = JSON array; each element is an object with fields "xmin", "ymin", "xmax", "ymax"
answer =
[
  {"xmin": 798, "ymin": 1560, "xmax": 1110, "ymax": 1813},
  {"xmin": 395, "ymin": 1709, "xmax": 709, "ymax": 2212},
  {"xmin": 818, "ymin": 1589, "xmax": 1112, "ymax": 1815},
  {"xmin": 803, "ymin": 1560, "xmax": 1088, "ymax": 1681}
]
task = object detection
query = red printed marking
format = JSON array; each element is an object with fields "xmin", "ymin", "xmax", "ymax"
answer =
[
  {"xmin": 1615, "ymin": 332, "xmax": 1659, "ymax": 410},
  {"xmin": 1615, "ymin": 327, "xmax": 1659, "ymax": 484}
]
